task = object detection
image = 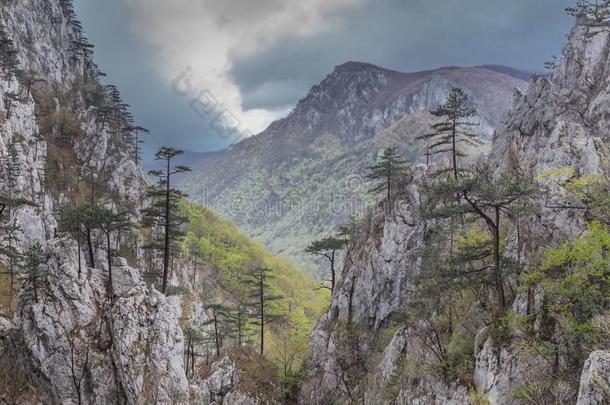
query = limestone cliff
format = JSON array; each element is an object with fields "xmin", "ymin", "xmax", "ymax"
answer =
[{"xmin": 299, "ymin": 14, "xmax": 610, "ymax": 405}]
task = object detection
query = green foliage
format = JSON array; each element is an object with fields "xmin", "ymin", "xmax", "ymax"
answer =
[
  {"xmin": 566, "ymin": 0, "xmax": 610, "ymax": 23},
  {"xmin": 523, "ymin": 221, "xmax": 610, "ymax": 369},
  {"xmin": 417, "ymin": 87, "xmax": 481, "ymax": 177},
  {"xmin": 468, "ymin": 389, "xmax": 491, "ymax": 405},
  {"xmin": 421, "ymin": 162, "xmax": 538, "ymax": 316},
  {"xmin": 141, "ymin": 147, "xmax": 191, "ymax": 293},
  {"xmin": 166, "ymin": 285, "xmax": 191, "ymax": 296},
  {"xmin": 565, "ymin": 173, "xmax": 610, "ymax": 225},
  {"xmin": 180, "ymin": 201, "xmax": 327, "ymax": 364},
  {"xmin": 53, "ymin": 107, "xmax": 84, "ymax": 147},
  {"xmin": 366, "ymin": 146, "xmax": 410, "ymax": 213},
  {"xmin": 22, "ymin": 242, "xmax": 44, "ymax": 303},
  {"xmin": 305, "ymin": 234, "xmax": 347, "ymax": 292}
]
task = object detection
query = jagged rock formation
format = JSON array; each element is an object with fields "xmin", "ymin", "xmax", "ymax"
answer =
[
  {"xmin": 179, "ymin": 63, "xmax": 527, "ymax": 273},
  {"xmin": 299, "ymin": 15, "xmax": 610, "ymax": 405},
  {"xmin": 0, "ymin": 1, "xmax": 194, "ymax": 403},
  {"xmin": 576, "ymin": 351, "xmax": 610, "ymax": 404}
]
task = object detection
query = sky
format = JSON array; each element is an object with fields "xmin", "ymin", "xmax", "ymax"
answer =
[{"xmin": 73, "ymin": 0, "xmax": 574, "ymax": 164}]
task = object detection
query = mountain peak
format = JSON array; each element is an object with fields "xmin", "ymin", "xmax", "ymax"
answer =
[{"xmin": 333, "ymin": 61, "xmax": 398, "ymax": 74}]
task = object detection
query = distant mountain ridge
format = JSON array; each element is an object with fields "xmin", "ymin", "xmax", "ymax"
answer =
[{"xmin": 179, "ymin": 62, "xmax": 528, "ymax": 272}]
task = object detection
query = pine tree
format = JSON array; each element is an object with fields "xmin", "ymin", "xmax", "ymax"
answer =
[
  {"xmin": 366, "ymin": 147, "xmax": 410, "ymax": 214},
  {"xmin": 225, "ymin": 302, "xmax": 250, "ymax": 347},
  {"xmin": 16, "ymin": 70, "xmax": 43, "ymax": 99},
  {"xmin": 59, "ymin": 204, "xmax": 102, "ymax": 270},
  {"xmin": 417, "ymin": 88, "xmax": 481, "ymax": 180},
  {"xmin": 243, "ymin": 267, "xmax": 284, "ymax": 355},
  {"xmin": 141, "ymin": 147, "xmax": 191, "ymax": 294},
  {"xmin": 0, "ymin": 134, "xmax": 25, "ymax": 307},
  {"xmin": 132, "ymin": 126, "xmax": 150, "ymax": 166},
  {"xmin": 203, "ymin": 303, "xmax": 231, "ymax": 357},
  {"xmin": 566, "ymin": 0, "xmax": 610, "ymax": 24},
  {"xmin": 305, "ymin": 235, "xmax": 348, "ymax": 293},
  {"xmin": 422, "ymin": 163, "xmax": 538, "ymax": 316},
  {"xmin": 23, "ymin": 242, "xmax": 44, "ymax": 303},
  {"xmin": 183, "ymin": 327, "xmax": 203, "ymax": 379},
  {"xmin": 97, "ymin": 207, "xmax": 133, "ymax": 303}
]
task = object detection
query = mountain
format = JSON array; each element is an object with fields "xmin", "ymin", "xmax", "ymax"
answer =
[
  {"xmin": 299, "ymin": 14, "xmax": 610, "ymax": 405},
  {"xmin": 179, "ymin": 63, "xmax": 528, "ymax": 273}
]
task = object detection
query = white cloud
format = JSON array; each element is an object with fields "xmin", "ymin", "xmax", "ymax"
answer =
[{"xmin": 125, "ymin": 0, "xmax": 361, "ymax": 136}]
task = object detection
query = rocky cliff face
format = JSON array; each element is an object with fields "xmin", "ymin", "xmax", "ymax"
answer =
[
  {"xmin": 0, "ymin": 1, "xmax": 196, "ymax": 403},
  {"xmin": 179, "ymin": 63, "xmax": 527, "ymax": 274},
  {"xmin": 299, "ymin": 15, "xmax": 610, "ymax": 405}
]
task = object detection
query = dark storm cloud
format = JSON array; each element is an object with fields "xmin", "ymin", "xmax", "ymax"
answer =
[
  {"xmin": 230, "ymin": 0, "xmax": 573, "ymax": 111},
  {"xmin": 74, "ymin": 0, "xmax": 574, "ymax": 155},
  {"xmin": 73, "ymin": 0, "xmax": 229, "ymax": 165}
]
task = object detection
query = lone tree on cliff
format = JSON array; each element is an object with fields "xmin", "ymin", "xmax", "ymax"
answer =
[
  {"xmin": 141, "ymin": 146, "xmax": 191, "ymax": 294},
  {"xmin": 566, "ymin": 0, "xmax": 610, "ymax": 24},
  {"xmin": 305, "ymin": 235, "xmax": 348, "ymax": 294},
  {"xmin": 366, "ymin": 147, "xmax": 410, "ymax": 214},
  {"xmin": 417, "ymin": 88, "xmax": 481, "ymax": 180},
  {"xmin": 97, "ymin": 207, "xmax": 133, "ymax": 304}
]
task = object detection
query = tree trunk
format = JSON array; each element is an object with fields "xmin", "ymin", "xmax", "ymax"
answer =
[
  {"xmin": 162, "ymin": 157, "xmax": 171, "ymax": 294},
  {"xmin": 213, "ymin": 311, "xmax": 220, "ymax": 357},
  {"xmin": 452, "ymin": 118, "xmax": 458, "ymax": 179},
  {"xmin": 86, "ymin": 226, "xmax": 95, "ymax": 268},
  {"xmin": 260, "ymin": 275, "xmax": 265, "ymax": 356},
  {"xmin": 330, "ymin": 250, "xmax": 336, "ymax": 294},
  {"xmin": 387, "ymin": 163, "xmax": 392, "ymax": 214},
  {"xmin": 106, "ymin": 231, "xmax": 113, "ymax": 304},
  {"xmin": 493, "ymin": 207, "xmax": 506, "ymax": 316}
]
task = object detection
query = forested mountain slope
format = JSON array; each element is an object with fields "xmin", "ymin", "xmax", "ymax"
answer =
[{"xmin": 179, "ymin": 63, "xmax": 527, "ymax": 273}]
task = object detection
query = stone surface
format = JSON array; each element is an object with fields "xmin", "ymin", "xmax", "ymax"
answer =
[{"xmin": 577, "ymin": 351, "xmax": 610, "ymax": 405}]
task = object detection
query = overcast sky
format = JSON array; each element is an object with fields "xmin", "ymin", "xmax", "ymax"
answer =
[{"xmin": 73, "ymin": 0, "xmax": 574, "ymax": 163}]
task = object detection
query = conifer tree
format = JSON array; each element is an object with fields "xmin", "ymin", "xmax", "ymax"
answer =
[
  {"xmin": 417, "ymin": 88, "xmax": 481, "ymax": 179},
  {"xmin": 141, "ymin": 147, "xmax": 191, "ymax": 294},
  {"xmin": 183, "ymin": 327, "xmax": 203, "ymax": 379},
  {"xmin": 97, "ymin": 207, "xmax": 133, "ymax": 303},
  {"xmin": 225, "ymin": 302, "xmax": 250, "ymax": 347},
  {"xmin": 305, "ymin": 235, "xmax": 348, "ymax": 293},
  {"xmin": 59, "ymin": 204, "xmax": 102, "ymax": 270},
  {"xmin": 244, "ymin": 267, "xmax": 283, "ymax": 355},
  {"xmin": 24, "ymin": 242, "xmax": 44, "ymax": 303},
  {"xmin": 132, "ymin": 125, "xmax": 150, "ymax": 166},
  {"xmin": 423, "ymin": 163, "xmax": 538, "ymax": 316},
  {"xmin": 566, "ymin": 0, "xmax": 610, "ymax": 24},
  {"xmin": 366, "ymin": 147, "xmax": 410, "ymax": 214},
  {"xmin": 0, "ymin": 134, "xmax": 24, "ymax": 306},
  {"xmin": 203, "ymin": 303, "xmax": 231, "ymax": 357}
]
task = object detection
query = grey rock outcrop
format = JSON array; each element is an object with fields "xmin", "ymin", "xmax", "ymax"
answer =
[
  {"xmin": 190, "ymin": 356, "xmax": 258, "ymax": 405},
  {"xmin": 576, "ymin": 351, "xmax": 610, "ymax": 405},
  {"xmin": 0, "ymin": 1, "xmax": 191, "ymax": 403}
]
